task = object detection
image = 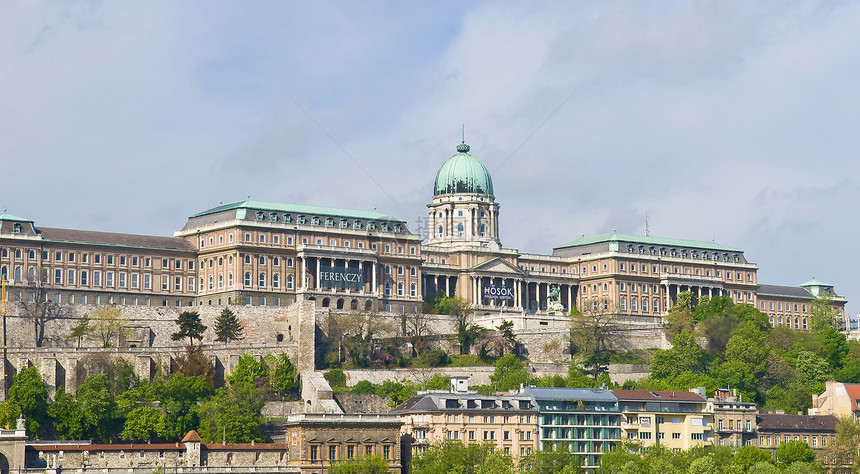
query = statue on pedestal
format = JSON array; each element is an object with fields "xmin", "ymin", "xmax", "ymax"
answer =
[{"xmin": 547, "ymin": 285, "xmax": 565, "ymax": 314}]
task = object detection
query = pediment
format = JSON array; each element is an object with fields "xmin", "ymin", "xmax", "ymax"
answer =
[{"xmin": 471, "ymin": 257, "xmax": 523, "ymax": 275}]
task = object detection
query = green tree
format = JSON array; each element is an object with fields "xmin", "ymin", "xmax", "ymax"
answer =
[
  {"xmin": 172, "ymin": 311, "xmax": 207, "ymax": 345},
  {"xmin": 732, "ymin": 445, "xmax": 774, "ymax": 471},
  {"xmin": 155, "ymin": 373, "xmax": 213, "ymax": 440},
  {"xmin": 197, "ymin": 382, "xmax": 265, "ymax": 443},
  {"xmin": 121, "ymin": 406, "xmax": 163, "ymax": 441},
  {"xmin": 776, "ymin": 440, "xmax": 816, "ymax": 465},
  {"xmin": 90, "ymin": 307, "xmax": 131, "ymax": 348},
  {"xmin": 410, "ymin": 441, "xmax": 511, "ymax": 474},
  {"xmin": 77, "ymin": 373, "xmax": 119, "ymax": 442},
  {"xmin": 822, "ymin": 416, "xmax": 860, "ymax": 471},
  {"xmin": 519, "ymin": 449, "xmax": 583, "ymax": 473},
  {"xmin": 795, "ymin": 351, "xmax": 832, "ymax": 392},
  {"xmin": 687, "ymin": 456, "xmax": 719, "ymax": 474},
  {"xmin": 330, "ymin": 455, "xmax": 390, "ymax": 474},
  {"xmin": 66, "ymin": 314, "xmax": 91, "ymax": 348},
  {"xmin": 809, "ymin": 292, "xmax": 841, "ymax": 332},
  {"xmin": 650, "ymin": 330, "xmax": 705, "ymax": 378},
  {"xmin": 47, "ymin": 387, "xmax": 85, "ymax": 440},
  {"xmin": 7, "ymin": 366, "xmax": 49, "ymax": 438},
  {"xmin": 228, "ymin": 353, "xmax": 267, "ymax": 386},
  {"xmin": 435, "ymin": 296, "xmax": 480, "ymax": 355},
  {"xmin": 265, "ymin": 353, "xmax": 298, "ymax": 397},
  {"xmin": 213, "ymin": 308, "xmax": 243, "ymax": 343},
  {"xmin": 489, "ymin": 354, "xmax": 530, "ymax": 391}
]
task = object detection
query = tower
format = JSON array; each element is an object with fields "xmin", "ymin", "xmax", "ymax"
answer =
[{"xmin": 427, "ymin": 140, "xmax": 500, "ymax": 248}]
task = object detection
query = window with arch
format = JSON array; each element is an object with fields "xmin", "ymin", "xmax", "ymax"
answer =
[
  {"xmin": 273, "ymin": 274, "xmax": 280, "ymax": 288},
  {"xmin": 287, "ymin": 258, "xmax": 294, "ymax": 267},
  {"xmin": 438, "ymin": 226, "xmax": 443, "ymax": 237},
  {"xmin": 410, "ymin": 283, "xmax": 416, "ymax": 297},
  {"xmin": 602, "ymin": 283, "xmax": 608, "ymax": 291},
  {"xmin": 228, "ymin": 272, "xmax": 233, "ymax": 286},
  {"xmin": 643, "ymin": 299, "xmax": 649, "ymax": 312},
  {"xmin": 28, "ymin": 250, "xmax": 35, "ymax": 259},
  {"xmin": 385, "ymin": 265, "xmax": 391, "ymax": 275},
  {"xmin": 287, "ymin": 275, "xmax": 294, "ymax": 289},
  {"xmin": 603, "ymin": 299, "xmax": 608, "ymax": 310},
  {"xmin": 245, "ymin": 255, "xmax": 251, "ymax": 264},
  {"xmin": 384, "ymin": 282, "xmax": 391, "ymax": 296},
  {"xmin": 398, "ymin": 266, "xmax": 404, "ymax": 275},
  {"xmin": 592, "ymin": 300, "xmax": 598, "ymax": 312},
  {"xmin": 620, "ymin": 296, "xmax": 626, "ymax": 311},
  {"xmin": 218, "ymin": 257, "xmax": 223, "ymax": 266},
  {"xmin": 259, "ymin": 256, "xmax": 266, "ymax": 265},
  {"xmin": 208, "ymin": 276, "xmax": 213, "ymax": 290},
  {"xmin": 778, "ymin": 316, "xmax": 783, "ymax": 326},
  {"xmin": 273, "ymin": 257, "xmax": 280, "ymax": 266},
  {"xmin": 457, "ymin": 224, "xmax": 464, "ymax": 237},
  {"xmin": 398, "ymin": 282, "xmax": 404, "ymax": 296},
  {"xmin": 14, "ymin": 266, "xmax": 22, "ymax": 282},
  {"xmin": 218, "ymin": 274, "xmax": 223, "ymax": 288},
  {"xmin": 244, "ymin": 272, "xmax": 251, "ymax": 287},
  {"xmin": 479, "ymin": 224, "xmax": 485, "ymax": 236},
  {"xmin": 631, "ymin": 298, "xmax": 637, "ymax": 312},
  {"xmin": 794, "ymin": 318, "xmax": 799, "ymax": 329},
  {"xmin": 259, "ymin": 273, "xmax": 266, "ymax": 287},
  {"xmin": 410, "ymin": 267, "xmax": 416, "ymax": 276}
]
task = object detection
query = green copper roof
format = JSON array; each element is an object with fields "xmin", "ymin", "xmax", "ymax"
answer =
[
  {"xmin": 0, "ymin": 211, "xmax": 33, "ymax": 223},
  {"xmin": 799, "ymin": 278, "xmax": 832, "ymax": 288},
  {"xmin": 191, "ymin": 200, "xmax": 404, "ymax": 222},
  {"xmin": 433, "ymin": 142, "xmax": 494, "ymax": 196},
  {"xmin": 555, "ymin": 232, "xmax": 741, "ymax": 252}
]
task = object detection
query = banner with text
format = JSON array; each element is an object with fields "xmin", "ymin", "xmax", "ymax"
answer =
[
  {"xmin": 483, "ymin": 284, "xmax": 514, "ymax": 302},
  {"xmin": 320, "ymin": 265, "xmax": 363, "ymax": 290}
]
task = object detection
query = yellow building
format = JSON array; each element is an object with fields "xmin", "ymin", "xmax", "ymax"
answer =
[{"xmin": 613, "ymin": 389, "xmax": 713, "ymax": 451}]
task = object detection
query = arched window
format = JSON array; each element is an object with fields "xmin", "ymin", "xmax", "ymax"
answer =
[
  {"xmin": 385, "ymin": 265, "xmax": 391, "ymax": 275},
  {"xmin": 642, "ymin": 299, "xmax": 649, "ymax": 313},
  {"xmin": 259, "ymin": 256, "xmax": 266, "ymax": 265},
  {"xmin": 384, "ymin": 282, "xmax": 391, "ymax": 296},
  {"xmin": 620, "ymin": 296, "xmax": 626, "ymax": 311},
  {"xmin": 287, "ymin": 275, "xmax": 294, "ymax": 289},
  {"xmin": 0, "ymin": 266, "xmax": 6, "ymax": 280},
  {"xmin": 27, "ymin": 267, "xmax": 35, "ymax": 281},
  {"xmin": 273, "ymin": 274, "xmax": 280, "ymax": 288},
  {"xmin": 457, "ymin": 224, "xmax": 464, "ymax": 237},
  {"xmin": 28, "ymin": 250, "xmax": 35, "ymax": 259},
  {"xmin": 228, "ymin": 272, "xmax": 233, "ymax": 286},
  {"xmin": 208, "ymin": 276, "xmax": 213, "ymax": 290},
  {"xmin": 218, "ymin": 274, "xmax": 223, "ymax": 288},
  {"xmin": 218, "ymin": 257, "xmax": 223, "ymax": 266},
  {"xmin": 13, "ymin": 266, "xmax": 21, "ymax": 282},
  {"xmin": 273, "ymin": 257, "xmax": 280, "ymax": 266},
  {"xmin": 438, "ymin": 225, "xmax": 443, "ymax": 237},
  {"xmin": 778, "ymin": 316, "xmax": 783, "ymax": 326},
  {"xmin": 398, "ymin": 266, "xmax": 404, "ymax": 275},
  {"xmin": 631, "ymin": 298, "xmax": 637, "ymax": 312},
  {"xmin": 397, "ymin": 282, "xmax": 404, "ymax": 296},
  {"xmin": 592, "ymin": 300, "xmax": 598, "ymax": 312},
  {"xmin": 259, "ymin": 273, "xmax": 266, "ymax": 287},
  {"xmin": 479, "ymin": 224, "xmax": 485, "ymax": 236},
  {"xmin": 603, "ymin": 299, "xmax": 608, "ymax": 310},
  {"xmin": 244, "ymin": 272, "xmax": 251, "ymax": 287},
  {"xmin": 410, "ymin": 283, "xmax": 417, "ymax": 297},
  {"xmin": 245, "ymin": 255, "xmax": 251, "ymax": 264},
  {"xmin": 287, "ymin": 258, "xmax": 293, "ymax": 267},
  {"xmin": 794, "ymin": 318, "xmax": 799, "ymax": 329}
]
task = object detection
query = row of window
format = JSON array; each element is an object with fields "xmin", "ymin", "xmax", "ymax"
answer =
[
  {"xmin": 200, "ymin": 232, "xmax": 418, "ymax": 256},
  {"xmin": 761, "ymin": 301, "xmax": 808, "ymax": 313},
  {"xmin": 626, "ymin": 244, "xmax": 741, "ymax": 263},
  {"xmin": 255, "ymin": 211, "xmax": 405, "ymax": 234},
  {"xmin": 446, "ymin": 429, "xmax": 527, "ymax": 441},
  {"xmin": 0, "ymin": 266, "xmax": 191, "ymax": 293},
  {"xmin": 308, "ymin": 443, "xmax": 392, "ymax": 461},
  {"xmin": 771, "ymin": 316, "xmax": 808, "ymax": 330},
  {"xmin": 0, "ymin": 249, "xmax": 193, "ymax": 270},
  {"xmin": 759, "ymin": 434, "xmax": 832, "ymax": 447}
]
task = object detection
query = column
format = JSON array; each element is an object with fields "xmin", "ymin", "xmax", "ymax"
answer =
[
  {"xmin": 358, "ymin": 261, "xmax": 364, "ymax": 294},
  {"xmin": 301, "ymin": 258, "xmax": 307, "ymax": 290},
  {"xmin": 372, "ymin": 263, "xmax": 377, "ymax": 294},
  {"xmin": 664, "ymin": 284, "xmax": 670, "ymax": 311},
  {"xmin": 315, "ymin": 258, "xmax": 321, "ymax": 290},
  {"xmin": 568, "ymin": 285, "xmax": 573, "ymax": 311},
  {"xmin": 445, "ymin": 276, "xmax": 450, "ymax": 297}
]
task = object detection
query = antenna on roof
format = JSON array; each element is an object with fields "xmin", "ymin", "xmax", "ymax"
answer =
[
  {"xmin": 247, "ymin": 194, "xmax": 251, "ymax": 199},
  {"xmin": 645, "ymin": 212, "xmax": 650, "ymax": 237},
  {"xmin": 461, "ymin": 123, "xmax": 465, "ymax": 143}
]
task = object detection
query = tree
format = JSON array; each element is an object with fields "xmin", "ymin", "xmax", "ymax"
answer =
[
  {"xmin": 17, "ymin": 280, "xmax": 65, "ymax": 347},
  {"xmin": 48, "ymin": 388, "xmax": 85, "ymax": 440},
  {"xmin": 6, "ymin": 366, "xmax": 49, "ymax": 438},
  {"xmin": 197, "ymin": 382, "xmax": 265, "ymax": 443},
  {"xmin": 89, "ymin": 307, "xmax": 131, "ymax": 348},
  {"xmin": 569, "ymin": 304, "xmax": 624, "ymax": 378},
  {"xmin": 809, "ymin": 292, "xmax": 841, "ymax": 332},
  {"xmin": 498, "ymin": 319, "xmax": 517, "ymax": 354},
  {"xmin": 171, "ymin": 311, "xmax": 206, "ymax": 345},
  {"xmin": 266, "ymin": 353, "xmax": 298, "ymax": 397},
  {"xmin": 121, "ymin": 406, "xmax": 163, "ymax": 441},
  {"xmin": 435, "ymin": 296, "xmax": 480, "ymax": 355},
  {"xmin": 410, "ymin": 440, "xmax": 512, "ymax": 474},
  {"xmin": 650, "ymin": 330, "xmax": 705, "ymax": 379},
  {"xmin": 173, "ymin": 344, "xmax": 215, "ymax": 386},
  {"xmin": 823, "ymin": 416, "xmax": 860, "ymax": 471},
  {"xmin": 66, "ymin": 314, "xmax": 90, "ymax": 348},
  {"xmin": 154, "ymin": 373, "xmax": 213, "ymax": 440},
  {"xmin": 213, "ymin": 308, "xmax": 243, "ymax": 343},
  {"xmin": 77, "ymin": 373, "xmax": 119, "ymax": 442},
  {"xmin": 406, "ymin": 310, "xmax": 433, "ymax": 356},
  {"xmin": 330, "ymin": 455, "xmax": 390, "ymax": 474},
  {"xmin": 776, "ymin": 440, "xmax": 816, "ymax": 465},
  {"xmin": 732, "ymin": 445, "xmax": 774, "ymax": 471},
  {"xmin": 335, "ymin": 311, "xmax": 396, "ymax": 367},
  {"xmin": 228, "ymin": 354, "xmax": 267, "ymax": 387},
  {"xmin": 519, "ymin": 449, "xmax": 583, "ymax": 474},
  {"xmin": 489, "ymin": 354, "xmax": 530, "ymax": 391}
]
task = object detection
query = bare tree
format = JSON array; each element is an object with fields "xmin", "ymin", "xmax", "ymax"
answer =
[
  {"xmin": 406, "ymin": 310, "xmax": 433, "ymax": 356},
  {"xmin": 90, "ymin": 307, "xmax": 131, "ymax": 348},
  {"xmin": 336, "ymin": 311, "xmax": 396, "ymax": 368},
  {"xmin": 17, "ymin": 280, "xmax": 65, "ymax": 347},
  {"xmin": 569, "ymin": 303, "xmax": 626, "ymax": 378}
]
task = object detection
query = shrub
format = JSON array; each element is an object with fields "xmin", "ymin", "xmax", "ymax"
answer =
[{"xmin": 324, "ymin": 369, "xmax": 346, "ymax": 388}]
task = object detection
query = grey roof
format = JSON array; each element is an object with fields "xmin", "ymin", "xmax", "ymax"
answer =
[
  {"xmin": 390, "ymin": 392, "xmax": 535, "ymax": 414},
  {"xmin": 756, "ymin": 414, "xmax": 837, "ymax": 432},
  {"xmin": 190, "ymin": 199, "xmax": 405, "ymax": 223},
  {"xmin": 554, "ymin": 232, "xmax": 741, "ymax": 253},
  {"xmin": 523, "ymin": 387, "xmax": 617, "ymax": 403},
  {"xmin": 757, "ymin": 285, "xmax": 813, "ymax": 299},
  {"xmin": 38, "ymin": 227, "xmax": 196, "ymax": 252}
]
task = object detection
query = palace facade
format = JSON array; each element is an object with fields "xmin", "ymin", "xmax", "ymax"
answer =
[{"xmin": 0, "ymin": 140, "xmax": 847, "ymax": 331}]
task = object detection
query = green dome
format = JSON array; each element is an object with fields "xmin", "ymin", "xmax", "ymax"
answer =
[{"xmin": 433, "ymin": 142, "xmax": 494, "ymax": 196}]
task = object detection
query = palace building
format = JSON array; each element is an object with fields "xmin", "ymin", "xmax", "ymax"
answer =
[{"xmin": 0, "ymin": 140, "xmax": 847, "ymax": 332}]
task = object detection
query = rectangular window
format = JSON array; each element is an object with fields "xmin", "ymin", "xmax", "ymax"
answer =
[
  {"xmin": 106, "ymin": 271, "xmax": 114, "ymax": 287},
  {"xmin": 310, "ymin": 446, "xmax": 318, "ymax": 461},
  {"xmin": 144, "ymin": 274, "xmax": 152, "ymax": 289},
  {"xmin": 55, "ymin": 251, "xmax": 62, "ymax": 262},
  {"xmin": 145, "ymin": 257, "xmax": 151, "ymax": 267},
  {"xmin": 245, "ymin": 233, "xmax": 252, "ymax": 242},
  {"xmin": 107, "ymin": 255, "xmax": 114, "ymax": 265},
  {"xmin": 119, "ymin": 256, "xmax": 126, "ymax": 265},
  {"xmin": 81, "ymin": 271, "xmax": 88, "ymax": 286},
  {"xmin": 188, "ymin": 277, "xmax": 195, "ymax": 292},
  {"xmin": 54, "ymin": 269, "xmax": 62, "ymax": 284},
  {"xmin": 273, "ymin": 235, "xmax": 280, "ymax": 244},
  {"xmin": 131, "ymin": 274, "xmax": 139, "ymax": 289},
  {"xmin": 118, "ymin": 273, "xmax": 126, "ymax": 288},
  {"xmin": 67, "ymin": 269, "xmax": 76, "ymax": 285},
  {"xmin": 68, "ymin": 253, "xmax": 75, "ymax": 262},
  {"xmin": 329, "ymin": 445, "xmax": 337, "ymax": 460},
  {"xmin": 162, "ymin": 276, "xmax": 168, "ymax": 290},
  {"xmin": 132, "ymin": 257, "xmax": 139, "ymax": 266},
  {"xmin": 175, "ymin": 277, "xmax": 182, "ymax": 291},
  {"xmin": 94, "ymin": 271, "xmax": 102, "ymax": 287}
]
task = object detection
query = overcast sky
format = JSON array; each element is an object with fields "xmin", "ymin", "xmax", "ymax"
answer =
[{"xmin": 2, "ymin": 1, "xmax": 859, "ymax": 316}]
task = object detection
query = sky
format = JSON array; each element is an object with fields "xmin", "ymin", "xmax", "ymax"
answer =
[{"xmin": 2, "ymin": 1, "xmax": 860, "ymax": 316}]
